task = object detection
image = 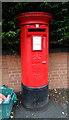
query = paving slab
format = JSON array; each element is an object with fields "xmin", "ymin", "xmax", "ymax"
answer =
[{"xmin": 13, "ymin": 100, "xmax": 67, "ymax": 118}]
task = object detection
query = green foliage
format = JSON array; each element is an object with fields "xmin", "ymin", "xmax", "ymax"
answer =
[{"xmin": 2, "ymin": 2, "xmax": 69, "ymax": 54}]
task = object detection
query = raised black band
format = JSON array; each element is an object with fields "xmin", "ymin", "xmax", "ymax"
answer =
[{"xmin": 21, "ymin": 84, "xmax": 49, "ymax": 109}]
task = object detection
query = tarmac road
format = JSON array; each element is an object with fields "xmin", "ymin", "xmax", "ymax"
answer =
[{"xmin": 13, "ymin": 100, "xmax": 67, "ymax": 118}]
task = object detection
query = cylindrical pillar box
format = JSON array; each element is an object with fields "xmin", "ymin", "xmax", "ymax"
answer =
[{"xmin": 17, "ymin": 12, "xmax": 53, "ymax": 109}]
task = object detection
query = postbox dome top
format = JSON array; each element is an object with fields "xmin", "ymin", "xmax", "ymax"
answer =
[{"xmin": 17, "ymin": 12, "xmax": 53, "ymax": 25}]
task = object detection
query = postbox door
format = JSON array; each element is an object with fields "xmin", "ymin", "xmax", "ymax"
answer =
[{"xmin": 31, "ymin": 35, "xmax": 48, "ymax": 87}]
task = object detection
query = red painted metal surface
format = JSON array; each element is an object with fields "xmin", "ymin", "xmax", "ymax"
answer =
[{"xmin": 17, "ymin": 12, "xmax": 53, "ymax": 87}]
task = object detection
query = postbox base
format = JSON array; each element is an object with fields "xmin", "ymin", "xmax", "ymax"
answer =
[{"xmin": 22, "ymin": 84, "xmax": 49, "ymax": 109}]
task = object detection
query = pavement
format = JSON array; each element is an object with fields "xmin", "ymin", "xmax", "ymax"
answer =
[{"xmin": 13, "ymin": 99, "xmax": 68, "ymax": 119}]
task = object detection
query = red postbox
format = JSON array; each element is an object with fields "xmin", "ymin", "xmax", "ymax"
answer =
[{"xmin": 17, "ymin": 12, "xmax": 53, "ymax": 109}]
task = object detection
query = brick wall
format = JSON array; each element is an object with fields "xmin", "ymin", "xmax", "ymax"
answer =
[
  {"xmin": 48, "ymin": 53, "xmax": 68, "ymax": 89},
  {"xmin": 1, "ymin": 52, "xmax": 68, "ymax": 92}
]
